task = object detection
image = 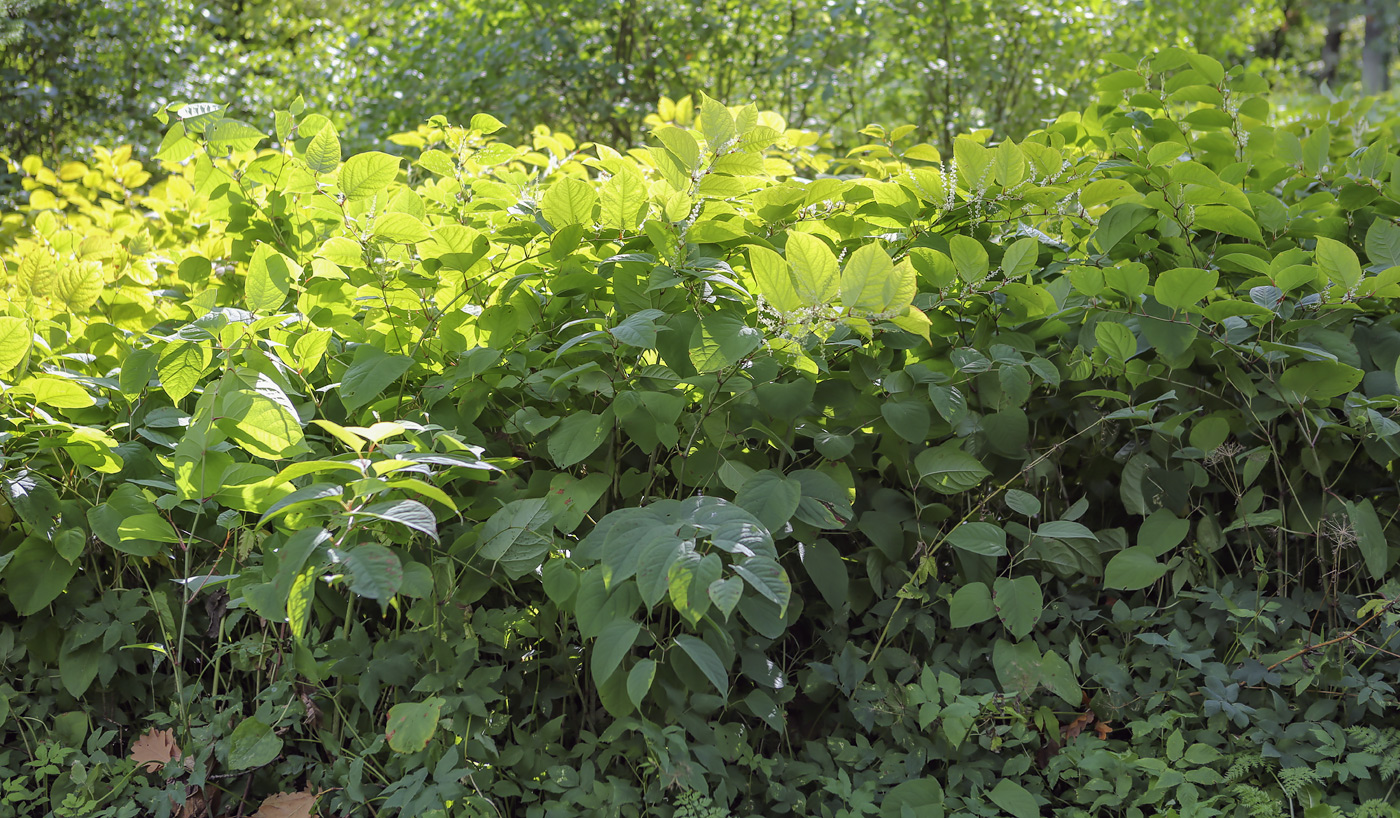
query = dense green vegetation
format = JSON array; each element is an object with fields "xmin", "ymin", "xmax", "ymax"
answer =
[
  {"xmin": 3, "ymin": 0, "xmax": 1396, "ymax": 168},
  {"xmin": 3, "ymin": 43, "xmax": 1400, "ymax": 817}
]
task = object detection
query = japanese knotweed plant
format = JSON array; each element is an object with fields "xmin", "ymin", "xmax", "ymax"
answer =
[{"xmin": 2, "ymin": 46, "xmax": 1400, "ymax": 818}]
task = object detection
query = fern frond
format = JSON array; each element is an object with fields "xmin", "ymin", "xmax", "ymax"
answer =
[
  {"xmin": 1278, "ymin": 766, "xmax": 1324, "ymax": 798},
  {"xmin": 1226, "ymin": 753, "xmax": 1272, "ymax": 784},
  {"xmin": 1230, "ymin": 784, "xmax": 1283, "ymax": 818}
]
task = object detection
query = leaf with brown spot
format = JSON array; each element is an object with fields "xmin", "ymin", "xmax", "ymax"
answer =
[
  {"xmin": 130, "ymin": 728, "xmax": 183, "ymax": 773},
  {"xmin": 252, "ymin": 790, "xmax": 317, "ymax": 818}
]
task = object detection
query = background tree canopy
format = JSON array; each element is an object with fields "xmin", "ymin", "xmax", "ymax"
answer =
[
  {"xmin": 1, "ymin": 0, "xmax": 1396, "ymax": 165},
  {"xmin": 5, "ymin": 4, "xmax": 1400, "ymax": 818}
]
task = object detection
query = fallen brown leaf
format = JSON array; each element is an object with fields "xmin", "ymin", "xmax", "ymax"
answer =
[
  {"xmin": 175, "ymin": 785, "xmax": 208, "ymax": 818},
  {"xmin": 1061, "ymin": 711, "xmax": 1095, "ymax": 742},
  {"xmin": 1094, "ymin": 720, "xmax": 1113, "ymax": 739},
  {"xmin": 130, "ymin": 728, "xmax": 182, "ymax": 773},
  {"xmin": 252, "ymin": 790, "xmax": 317, "ymax": 818}
]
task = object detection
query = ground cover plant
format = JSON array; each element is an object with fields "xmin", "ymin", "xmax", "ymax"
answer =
[{"xmin": 2, "ymin": 48, "xmax": 1400, "ymax": 818}]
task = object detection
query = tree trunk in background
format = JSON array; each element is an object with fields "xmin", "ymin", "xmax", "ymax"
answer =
[
  {"xmin": 1319, "ymin": 3, "xmax": 1347, "ymax": 87},
  {"xmin": 1361, "ymin": 0, "xmax": 1391, "ymax": 93}
]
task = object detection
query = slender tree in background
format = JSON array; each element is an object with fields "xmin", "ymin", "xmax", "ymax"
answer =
[{"xmin": 1360, "ymin": 0, "xmax": 1393, "ymax": 93}]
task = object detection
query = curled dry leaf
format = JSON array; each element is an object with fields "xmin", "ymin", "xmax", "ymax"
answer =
[
  {"xmin": 130, "ymin": 727, "xmax": 183, "ymax": 773},
  {"xmin": 175, "ymin": 785, "xmax": 209, "ymax": 818},
  {"xmin": 1060, "ymin": 711, "xmax": 1095, "ymax": 742},
  {"xmin": 252, "ymin": 790, "xmax": 317, "ymax": 818}
]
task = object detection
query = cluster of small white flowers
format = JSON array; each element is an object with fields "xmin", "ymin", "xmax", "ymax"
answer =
[
  {"xmin": 944, "ymin": 158, "xmax": 958, "ymax": 213},
  {"xmin": 1040, "ymin": 159, "xmax": 1072, "ymax": 187},
  {"xmin": 755, "ymin": 295, "xmax": 841, "ymax": 344}
]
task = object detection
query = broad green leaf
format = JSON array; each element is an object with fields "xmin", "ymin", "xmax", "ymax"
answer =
[
  {"xmin": 635, "ymin": 534, "xmax": 684, "ymax": 607},
  {"xmin": 654, "ymin": 126, "xmax": 700, "ymax": 173},
  {"xmin": 1348, "ymin": 500, "xmax": 1392, "ymax": 580},
  {"xmin": 708, "ymin": 576, "xmax": 743, "ymax": 619},
  {"xmin": 59, "ymin": 644, "xmax": 101, "ymax": 698},
  {"xmin": 118, "ymin": 513, "xmax": 180, "ymax": 544},
  {"xmin": 993, "ymin": 139, "xmax": 1025, "ymax": 187},
  {"xmin": 469, "ymin": 113, "xmax": 505, "ymax": 134},
  {"xmin": 1365, "ymin": 218, "xmax": 1400, "ymax": 269},
  {"xmin": 55, "ymin": 260, "xmax": 102, "ymax": 311},
  {"xmin": 690, "ymin": 312, "xmax": 761, "ymax": 372},
  {"xmin": 609, "ymin": 309, "xmax": 666, "ymax": 349},
  {"xmin": 1080, "ymin": 178, "xmax": 1136, "ymax": 208},
  {"xmin": 591, "ymin": 620, "xmax": 641, "ymax": 687},
  {"xmin": 3, "ymin": 536, "xmax": 77, "ymax": 616},
  {"xmin": 627, "ymin": 659, "xmax": 656, "ymax": 709},
  {"xmin": 667, "ymin": 549, "xmax": 719, "ymax": 624},
  {"xmin": 800, "ymin": 539, "xmax": 848, "ymax": 613},
  {"xmin": 749, "ymin": 245, "xmax": 801, "ymax": 313},
  {"xmin": 915, "ymin": 443, "xmax": 991, "ymax": 495},
  {"xmin": 305, "ymin": 123, "xmax": 341, "ymax": 173},
  {"xmin": 1315, "ymin": 236, "xmax": 1362, "ymax": 289},
  {"xmin": 1039, "ymin": 650, "xmax": 1082, "ymax": 706},
  {"xmin": 158, "ymin": 341, "xmax": 210, "ymax": 403},
  {"xmin": 1095, "ymin": 321, "xmax": 1136, "ymax": 361},
  {"xmin": 1004, "ymin": 489, "xmax": 1041, "ymax": 517},
  {"xmin": 989, "ymin": 779, "xmax": 1040, "ymax": 818},
  {"xmin": 1190, "ymin": 416, "xmax": 1230, "ymax": 451},
  {"xmin": 791, "ymin": 469, "xmax": 855, "ymax": 529},
  {"xmin": 949, "ymin": 582, "xmax": 996, "ymax": 627},
  {"xmin": 953, "ymin": 136, "xmax": 992, "ymax": 189},
  {"xmin": 547, "ymin": 411, "xmax": 608, "ymax": 468},
  {"xmin": 386, "ymin": 698, "xmax": 444, "ymax": 753},
  {"xmin": 1138, "ymin": 510, "xmax": 1189, "ymax": 556},
  {"xmin": 541, "ymin": 177, "xmax": 598, "ymax": 229},
  {"xmin": 992, "ymin": 637, "xmax": 1042, "ymax": 695},
  {"xmin": 600, "ymin": 166, "xmax": 648, "ymax": 231},
  {"xmin": 19, "ymin": 375, "xmax": 93, "ymax": 409},
  {"xmin": 477, "ymin": 498, "xmax": 554, "ymax": 578},
  {"xmin": 733, "ymin": 556, "xmax": 791, "ymax": 613},
  {"xmin": 881, "ymin": 779, "xmax": 944, "ymax": 818},
  {"xmin": 0, "ymin": 469, "xmax": 60, "ymax": 534},
  {"xmin": 674, "ymin": 634, "xmax": 728, "ymax": 700},
  {"xmin": 340, "ymin": 544, "xmax": 403, "ymax": 601},
  {"xmin": 1154, "ymin": 267, "xmax": 1217, "ymax": 311},
  {"xmin": 216, "ymin": 388, "xmax": 305, "ymax": 460},
  {"xmin": 1278, "ymin": 360, "xmax": 1362, "ymax": 404},
  {"xmin": 338, "ymin": 344, "xmax": 413, "ymax": 412},
  {"xmin": 205, "ymin": 117, "xmax": 265, "ymax": 151},
  {"xmin": 698, "ymin": 93, "xmax": 736, "ymax": 148},
  {"xmin": 287, "ymin": 567, "xmax": 316, "ymax": 643},
  {"xmin": 352, "ymin": 499, "xmax": 439, "ymax": 542},
  {"xmin": 1104, "ymin": 546, "xmax": 1167, "ymax": 590},
  {"xmin": 546, "ymin": 472, "xmax": 611, "ymax": 534},
  {"xmin": 339, "ymin": 151, "xmax": 400, "ymax": 200},
  {"xmin": 734, "ymin": 470, "xmax": 802, "ymax": 532},
  {"xmin": 1192, "ymin": 205, "xmax": 1262, "ymax": 242},
  {"xmin": 541, "ymin": 559, "xmax": 579, "ymax": 606},
  {"xmin": 841, "ymin": 243, "xmax": 908, "ymax": 314},
  {"xmin": 947, "ymin": 522, "xmax": 1008, "ymax": 557},
  {"xmin": 993, "ymin": 576, "xmax": 1042, "ymax": 639},
  {"xmin": 0, "ymin": 317, "xmax": 30, "ymax": 376},
  {"xmin": 1000, "ymin": 236, "xmax": 1038, "ymax": 279},
  {"xmin": 784, "ymin": 232, "xmax": 839, "ymax": 306},
  {"xmin": 949, "ymin": 235, "xmax": 988, "ymax": 283},
  {"xmin": 228, "ymin": 717, "xmax": 282, "ymax": 770},
  {"xmin": 372, "ymin": 212, "xmax": 431, "ymax": 243}
]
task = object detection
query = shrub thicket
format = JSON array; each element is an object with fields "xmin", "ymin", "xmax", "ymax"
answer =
[{"xmin": 2, "ymin": 50, "xmax": 1400, "ymax": 818}]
